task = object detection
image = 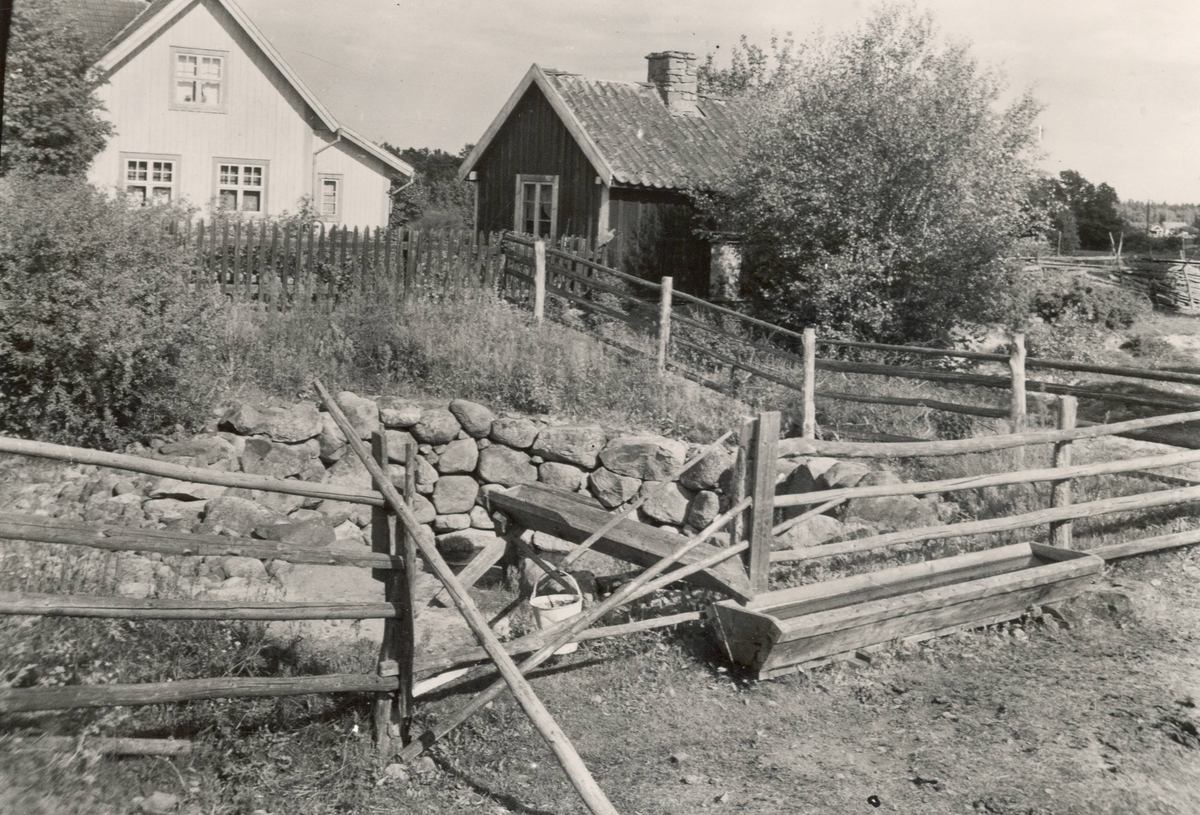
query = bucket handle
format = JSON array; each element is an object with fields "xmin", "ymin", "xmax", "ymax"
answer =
[{"xmin": 531, "ymin": 570, "xmax": 581, "ymax": 604}]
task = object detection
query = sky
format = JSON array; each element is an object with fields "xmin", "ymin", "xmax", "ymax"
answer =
[{"xmin": 238, "ymin": 0, "xmax": 1200, "ymax": 203}]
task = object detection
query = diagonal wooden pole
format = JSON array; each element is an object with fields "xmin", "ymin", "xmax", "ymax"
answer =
[
  {"xmin": 313, "ymin": 380, "xmax": 620, "ymax": 815},
  {"xmin": 400, "ymin": 496, "xmax": 752, "ymax": 762}
]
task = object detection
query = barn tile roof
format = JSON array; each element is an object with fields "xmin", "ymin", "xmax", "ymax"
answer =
[
  {"xmin": 65, "ymin": 0, "xmax": 149, "ymax": 54},
  {"xmin": 542, "ymin": 71, "xmax": 749, "ymax": 191}
]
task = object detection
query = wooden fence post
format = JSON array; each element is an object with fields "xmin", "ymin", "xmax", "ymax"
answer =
[
  {"xmin": 370, "ymin": 432, "xmax": 401, "ymax": 754},
  {"xmin": 729, "ymin": 417, "xmax": 753, "ymax": 549},
  {"xmin": 1051, "ymin": 395, "xmax": 1077, "ymax": 549},
  {"xmin": 746, "ymin": 411, "xmax": 780, "ymax": 595},
  {"xmin": 657, "ymin": 276, "xmax": 673, "ymax": 374},
  {"xmin": 802, "ymin": 328, "xmax": 817, "ymax": 440},
  {"xmin": 1009, "ymin": 331, "xmax": 1027, "ymax": 433},
  {"xmin": 533, "ymin": 239, "xmax": 546, "ymax": 324}
]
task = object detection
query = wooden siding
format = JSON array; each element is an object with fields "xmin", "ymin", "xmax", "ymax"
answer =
[
  {"xmin": 87, "ymin": 0, "xmax": 392, "ymax": 227},
  {"xmin": 313, "ymin": 136, "xmax": 393, "ymax": 229},
  {"xmin": 608, "ymin": 187, "xmax": 710, "ymax": 296},
  {"xmin": 474, "ymin": 84, "xmax": 600, "ymax": 242}
]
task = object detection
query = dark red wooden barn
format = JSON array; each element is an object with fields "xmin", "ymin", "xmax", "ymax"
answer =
[{"xmin": 458, "ymin": 51, "xmax": 748, "ymax": 298}]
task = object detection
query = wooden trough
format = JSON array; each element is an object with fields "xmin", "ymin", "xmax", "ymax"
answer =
[{"xmin": 709, "ymin": 542, "xmax": 1103, "ymax": 679}]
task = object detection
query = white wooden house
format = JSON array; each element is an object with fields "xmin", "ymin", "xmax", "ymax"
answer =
[{"xmin": 76, "ymin": 0, "xmax": 412, "ymax": 227}]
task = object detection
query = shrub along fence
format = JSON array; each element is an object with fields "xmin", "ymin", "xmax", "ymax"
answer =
[{"xmin": 505, "ymin": 236, "xmax": 1200, "ymax": 449}]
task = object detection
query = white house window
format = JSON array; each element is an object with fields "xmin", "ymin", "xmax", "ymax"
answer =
[
  {"xmin": 121, "ymin": 153, "xmax": 179, "ymax": 204},
  {"xmin": 514, "ymin": 174, "xmax": 558, "ymax": 237},
  {"xmin": 215, "ymin": 160, "xmax": 268, "ymax": 213},
  {"xmin": 318, "ymin": 174, "xmax": 342, "ymax": 220},
  {"xmin": 171, "ymin": 47, "xmax": 227, "ymax": 112}
]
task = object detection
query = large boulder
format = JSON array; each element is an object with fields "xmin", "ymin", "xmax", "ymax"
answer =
[
  {"xmin": 639, "ymin": 481, "xmax": 693, "ymax": 525},
  {"xmin": 204, "ymin": 495, "xmax": 287, "ymax": 535},
  {"xmin": 413, "ymin": 456, "xmax": 439, "ymax": 491},
  {"xmin": 588, "ymin": 467, "xmax": 641, "ymax": 509},
  {"xmin": 377, "ymin": 396, "xmax": 422, "ymax": 428},
  {"xmin": 159, "ymin": 435, "xmax": 235, "ymax": 465},
  {"xmin": 436, "ymin": 438, "xmax": 479, "ymax": 474},
  {"xmin": 240, "ymin": 438, "xmax": 320, "ymax": 479},
  {"xmin": 221, "ymin": 403, "xmax": 269, "ymax": 435},
  {"xmin": 410, "ymin": 493, "xmax": 437, "ymax": 524},
  {"xmin": 774, "ymin": 514, "xmax": 846, "ymax": 550},
  {"xmin": 412, "ymin": 409, "xmax": 461, "ymax": 445},
  {"xmin": 448, "ymin": 399, "xmax": 495, "ymax": 438},
  {"xmin": 531, "ymin": 426, "xmax": 607, "ymax": 469},
  {"xmin": 600, "ymin": 435, "xmax": 687, "ymax": 481},
  {"xmin": 335, "ymin": 391, "xmax": 381, "ymax": 440},
  {"xmin": 477, "ymin": 446, "xmax": 538, "ymax": 487},
  {"xmin": 679, "ymin": 447, "xmax": 734, "ymax": 492},
  {"xmin": 490, "ymin": 417, "xmax": 540, "ymax": 449},
  {"xmin": 253, "ymin": 518, "xmax": 337, "ymax": 548},
  {"xmin": 778, "ymin": 457, "xmax": 839, "ymax": 496},
  {"xmin": 260, "ymin": 402, "xmax": 323, "ymax": 443},
  {"xmin": 434, "ymin": 513, "xmax": 473, "ymax": 533},
  {"xmin": 385, "ymin": 429, "xmax": 418, "ymax": 462},
  {"xmin": 843, "ymin": 494, "xmax": 939, "ymax": 530},
  {"xmin": 539, "ymin": 461, "xmax": 586, "ymax": 491},
  {"xmin": 317, "ymin": 412, "xmax": 348, "ymax": 463},
  {"xmin": 685, "ymin": 490, "xmax": 721, "ymax": 529},
  {"xmin": 143, "ymin": 498, "xmax": 206, "ymax": 525},
  {"xmin": 433, "ymin": 475, "xmax": 479, "ymax": 514},
  {"xmin": 820, "ymin": 461, "xmax": 872, "ymax": 490},
  {"xmin": 326, "ymin": 453, "xmax": 372, "ymax": 491}
]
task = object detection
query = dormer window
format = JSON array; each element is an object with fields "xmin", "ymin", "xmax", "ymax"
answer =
[{"xmin": 171, "ymin": 47, "xmax": 227, "ymax": 112}]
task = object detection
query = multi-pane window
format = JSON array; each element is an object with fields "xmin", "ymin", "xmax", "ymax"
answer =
[
  {"xmin": 318, "ymin": 174, "xmax": 341, "ymax": 220},
  {"xmin": 122, "ymin": 154, "xmax": 178, "ymax": 204},
  {"xmin": 514, "ymin": 175, "xmax": 557, "ymax": 237},
  {"xmin": 216, "ymin": 162, "xmax": 267, "ymax": 213},
  {"xmin": 171, "ymin": 48, "xmax": 226, "ymax": 111}
]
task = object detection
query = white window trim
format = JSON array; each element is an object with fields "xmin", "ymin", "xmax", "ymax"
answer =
[
  {"xmin": 169, "ymin": 46, "xmax": 229, "ymax": 113},
  {"xmin": 213, "ymin": 158, "xmax": 270, "ymax": 216},
  {"xmin": 514, "ymin": 174, "xmax": 559, "ymax": 238},
  {"xmin": 317, "ymin": 173, "xmax": 343, "ymax": 222},
  {"xmin": 120, "ymin": 152, "xmax": 181, "ymax": 205}
]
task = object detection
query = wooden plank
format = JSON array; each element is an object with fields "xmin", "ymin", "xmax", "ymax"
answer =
[
  {"xmin": 1052, "ymin": 396, "xmax": 1077, "ymax": 548},
  {"xmin": 9, "ymin": 736, "xmax": 192, "ymax": 756},
  {"xmin": 371, "ymin": 431, "xmax": 401, "ymax": 755},
  {"xmin": 489, "ymin": 483, "xmax": 752, "ymax": 600},
  {"xmin": 0, "ymin": 592, "xmax": 396, "ymax": 620},
  {"xmin": 399, "ymin": 440, "xmax": 418, "ymax": 744},
  {"xmin": 219, "ymin": 219, "xmax": 230, "ymax": 296},
  {"xmin": 231, "ymin": 220, "xmax": 243, "ymax": 299},
  {"xmin": 1010, "ymin": 332, "xmax": 1027, "ymax": 432},
  {"xmin": 0, "ymin": 438, "xmax": 382, "ymax": 505},
  {"xmin": 802, "ymin": 328, "xmax": 817, "ymax": 439},
  {"xmin": 533, "ymin": 239, "xmax": 546, "ymax": 323},
  {"xmin": 776, "ymin": 407, "xmax": 1200, "ymax": 458},
  {"xmin": 747, "ymin": 412, "xmax": 779, "ymax": 595},
  {"xmin": 774, "ymin": 444, "xmax": 1200, "ymax": 508},
  {"xmin": 657, "ymin": 276, "xmax": 673, "ymax": 373},
  {"xmin": 429, "ymin": 537, "xmax": 507, "ymax": 607},
  {"xmin": 0, "ymin": 673, "xmax": 399, "ymax": 713},
  {"xmin": 1087, "ymin": 527, "xmax": 1200, "ymax": 561},
  {"xmin": 772, "ymin": 482, "xmax": 1200, "ymax": 562},
  {"xmin": 0, "ymin": 515, "xmax": 397, "ymax": 569},
  {"xmin": 815, "ymin": 389, "xmax": 1008, "ymax": 419}
]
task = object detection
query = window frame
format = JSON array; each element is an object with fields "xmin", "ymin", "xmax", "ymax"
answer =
[
  {"xmin": 513, "ymin": 174, "xmax": 559, "ymax": 238},
  {"xmin": 120, "ymin": 152, "xmax": 181, "ymax": 205},
  {"xmin": 316, "ymin": 173, "xmax": 343, "ymax": 222},
  {"xmin": 169, "ymin": 46, "xmax": 229, "ymax": 113},
  {"xmin": 213, "ymin": 158, "xmax": 270, "ymax": 216}
]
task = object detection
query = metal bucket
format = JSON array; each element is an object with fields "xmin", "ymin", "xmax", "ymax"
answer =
[{"xmin": 528, "ymin": 572, "xmax": 583, "ymax": 655}]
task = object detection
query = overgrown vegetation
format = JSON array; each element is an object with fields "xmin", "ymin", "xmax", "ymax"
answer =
[
  {"xmin": 0, "ymin": 177, "xmax": 222, "ymax": 449},
  {"xmin": 699, "ymin": 5, "xmax": 1041, "ymax": 345},
  {"xmin": 382, "ymin": 144, "xmax": 474, "ymax": 231}
]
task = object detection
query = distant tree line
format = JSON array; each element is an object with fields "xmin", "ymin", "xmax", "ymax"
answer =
[{"xmin": 381, "ymin": 144, "xmax": 474, "ymax": 231}]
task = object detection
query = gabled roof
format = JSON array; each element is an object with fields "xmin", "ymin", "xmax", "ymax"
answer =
[
  {"xmin": 67, "ymin": 0, "xmax": 148, "ymax": 55},
  {"xmin": 72, "ymin": 0, "xmax": 412, "ymax": 177},
  {"xmin": 458, "ymin": 63, "xmax": 750, "ymax": 191}
]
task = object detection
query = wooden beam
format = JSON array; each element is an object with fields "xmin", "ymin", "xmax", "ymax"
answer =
[
  {"xmin": 1051, "ymin": 396, "xmax": 1077, "ymax": 548},
  {"xmin": 802, "ymin": 329, "xmax": 817, "ymax": 439},
  {"xmin": 772, "ymin": 482, "xmax": 1200, "ymax": 563},
  {"xmin": 747, "ymin": 412, "xmax": 780, "ymax": 594},
  {"xmin": 428, "ymin": 537, "xmax": 507, "ymax": 608},
  {"xmin": 8, "ymin": 736, "xmax": 192, "ymax": 756},
  {"xmin": 0, "ymin": 438, "xmax": 382, "ymax": 506},
  {"xmin": 1087, "ymin": 527, "xmax": 1200, "ymax": 561},
  {"xmin": 0, "ymin": 592, "xmax": 395, "ymax": 619},
  {"xmin": 776, "ymin": 407, "xmax": 1200, "ymax": 458},
  {"xmin": 371, "ymin": 431, "xmax": 401, "ymax": 756}
]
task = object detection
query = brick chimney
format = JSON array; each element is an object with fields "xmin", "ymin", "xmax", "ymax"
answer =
[{"xmin": 646, "ymin": 51, "xmax": 699, "ymax": 116}]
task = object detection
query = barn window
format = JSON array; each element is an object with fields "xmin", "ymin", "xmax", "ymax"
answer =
[
  {"xmin": 514, "ymin": 175, "xmax": 558, "ymax": 238},
  {"xmin": 214, "ymin": 159, "xmax": 269, "ymax": 214},
  {"xmin": 122, "ymin": 153, "xmax": 180, "ymax": 204},
  {"xmin": 170, "ymin": 48, "xmax": 228, "ymax": 113},
  {"xmin": 318, "ymin": 174, "xmax": 342, "ymax": 220}
]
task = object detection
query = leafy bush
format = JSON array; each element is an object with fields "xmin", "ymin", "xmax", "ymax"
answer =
[
  {"xmin": 1029, "ymin": 276, "xmax": 1149, "ymax": 330},
  {"xmin": 0, "ymin": 176, "xmax": 223, "ymax": 448}
]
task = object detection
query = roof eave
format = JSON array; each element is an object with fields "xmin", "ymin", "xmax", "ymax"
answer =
[
  {"xmin": 336, "ymin": 126, "xmax": 414, "ymax": 177},
  {"xmin": 457, "ymin": 64, "xmax": 616, "ymax": 185}
]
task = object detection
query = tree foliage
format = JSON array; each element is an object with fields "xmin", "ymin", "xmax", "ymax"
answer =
[
  {"xmin": 0, "ymin": 177, "xmax": 221, "ymax": 449},
  {"xmin": 1029, "ymin": 170, "xmax": 1127, "ymax": 251},
  {"xmin": 700, "ymin": 5, "xmax": 1042, "ymax": 344},
  {"xmin": 383, "ymin": 144, "xmax": 474, "ymax": 230},
  {"xmin": 1, "ymin": 0, "xmax": 113, "ymax": 177},
  {"xmin": 696, "ymin": 35, "xmax": 794, "ymax": 98}
]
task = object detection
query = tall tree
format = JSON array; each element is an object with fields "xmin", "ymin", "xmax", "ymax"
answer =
[
  {"xmin": 1, "ymin": 0, "xmax": 113, "ymax": 176},
  {"xmin": 382, "ymin": 144, "xmax": 474, "ymax": 230},
  {"xmin": 700, "ymin": 5, "xmax": 1042, "ymax": 344},
  {"xmin": 1036, "ymin": 171, "xmax": 1126, "ymax": 250}
]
